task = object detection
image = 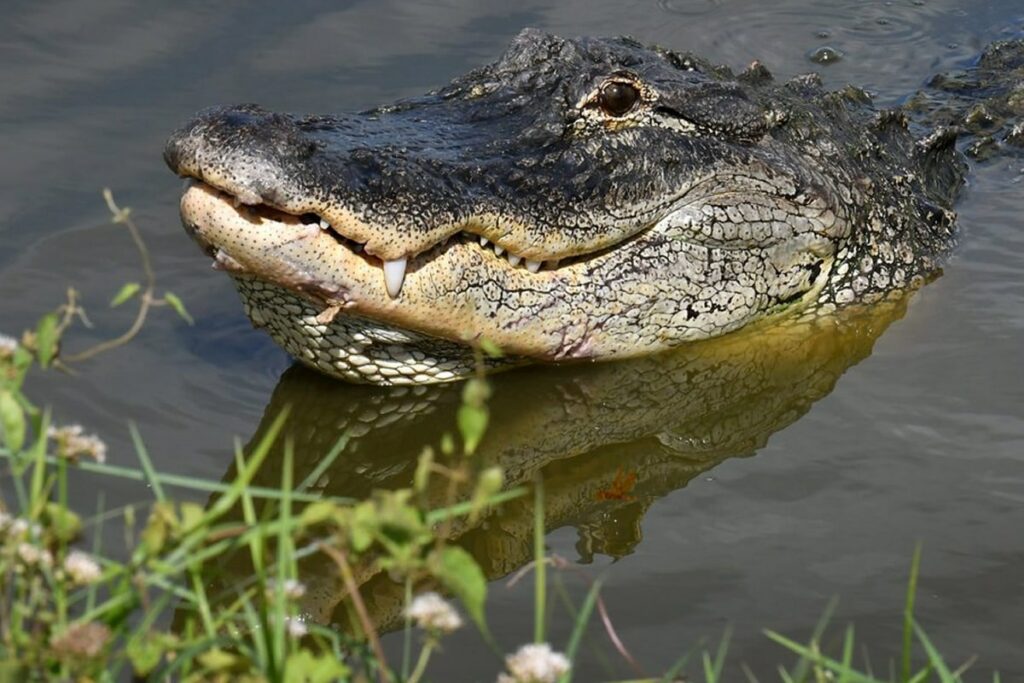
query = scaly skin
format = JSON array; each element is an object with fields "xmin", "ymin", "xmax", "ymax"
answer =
[{"xmin": 165, "ymin": 31, "xmax": 1024, "ymax": 385}]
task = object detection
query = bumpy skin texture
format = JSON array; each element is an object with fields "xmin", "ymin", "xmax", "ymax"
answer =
[{"xmin": 165, "ymin": 31, "xmax": 1022, "ymax": 385}]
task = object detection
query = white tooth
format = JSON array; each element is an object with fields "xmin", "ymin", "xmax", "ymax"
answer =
[
  {"xmin": 507, "ymin": 253, "xmax": 522, "ymax": 267},
  {"xmin": 525, "ymin": 259, "xmax": 541, "ymax": 273},
  {"xmin": 319, "ymin": 219, "xmax": 330, "ymax": 230},
  {"xmin": 494, "ymin": 244, "xmax": 505, "ymax": 256},
  {"xmin": 383, "ymin": 258, "xmax": 407, "ymax": 298},
  {"xmin": 479, "ymin": 236, "xmax": 490, "ymax": 247},
  {"xmin": 546, "ymin": 259, "xmax": 560, "ymax": 269}
]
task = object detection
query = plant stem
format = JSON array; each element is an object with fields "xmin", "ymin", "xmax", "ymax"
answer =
[
  {"xmin": 534, "ymin": 472, "xmax": 546, "ymax": 644},
  {"xmin": 320, "ymin": 543, "xmax": 391, "ymax": 683},
  {"xmin": 407, "ymin": 643, "xmax": 434, "ymax": 683}
]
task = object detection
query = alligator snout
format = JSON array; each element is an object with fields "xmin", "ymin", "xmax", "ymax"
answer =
[{"xmin": 164, "ymin": 104, "xmax": 320, "ymax": 208}]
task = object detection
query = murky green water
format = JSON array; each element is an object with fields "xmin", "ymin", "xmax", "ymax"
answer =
[{"xmin": 2, "ymin": 0, "xmax": 1023, "ymax": 679}]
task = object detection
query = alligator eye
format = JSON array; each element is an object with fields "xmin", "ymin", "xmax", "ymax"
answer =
[{"xmin": 598, "ymin": 81, "xmax": 640, "ymax": 117}]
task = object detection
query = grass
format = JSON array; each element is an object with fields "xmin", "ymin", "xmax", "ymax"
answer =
[{"xmin": 0, "ymin": 191, "xmax": 1004, "ymax": 681}]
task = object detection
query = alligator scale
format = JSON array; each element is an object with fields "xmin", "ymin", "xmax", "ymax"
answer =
[{"xmin": 165, "ymin": 30, "xmax": 1024, "ymax": 385}]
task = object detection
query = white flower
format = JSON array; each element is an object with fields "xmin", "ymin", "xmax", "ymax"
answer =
[
  {"xmin": 285, "ymin": 616, "xmax": 308, "ymax": 638},
  {"xmin": 266, "ymin": 578, "xmax": 307, "ymax": 601},
  {"xmin": 405, "ymin": 592, "xmax": 463, "ymax": 634},
  {"xmin": 497, "ymin": 643, "xmax": 571, "ymax": 683},
  {"xmin": 64, "ymin": 551, "xmax": 102, "ymax": 585},
  {"xmin": 0, "ymin": 334, "xmax": 18, "ymax": 357},
  {"xmin": 48, "ymin": 424, "xmax": 107, "ymax": 463},
  {"xmin": 17, "ymin": 543, "xmax": 53, "ymax": 568}
]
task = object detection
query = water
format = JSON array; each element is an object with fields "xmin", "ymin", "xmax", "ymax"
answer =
[{"xmin": 2, "ymin": 0, "xmax": 1023, "ymax": 678}]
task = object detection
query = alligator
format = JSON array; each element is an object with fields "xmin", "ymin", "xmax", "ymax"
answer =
[{"xmin": 164, "ymin": 30, "xmax": 1024, "ymax": 385}]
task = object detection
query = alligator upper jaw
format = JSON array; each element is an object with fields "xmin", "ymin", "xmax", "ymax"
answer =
[
  {"xmin": 179, "ymin": 180, "xmax": 629, "ymax": 360},
  {"xmin": 161, "ymin": 102, "xmax": 666, "ymax": 267}
]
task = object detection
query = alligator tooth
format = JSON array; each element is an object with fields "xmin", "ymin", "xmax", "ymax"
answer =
[
  {"xmin": 507, "ymin": 253, "xmax": 522, "ymax": 267},
  {"xmin": 319, "ymin": 219, "xmax": 330, "ymax": 231},
  {"xmin": 494, "ymin": 244, "xmax": 505, "ymax": 256},
  {"xmin": 479, "ymin": 236, "xmax": 490, "ymax": 247},
  {"xmin": 525, "ymin": 259, "xmax": 541, "ymax": 273},
  {"xmin": 383, "ymin": 258, "xmax": 407, "ymax": 299}
]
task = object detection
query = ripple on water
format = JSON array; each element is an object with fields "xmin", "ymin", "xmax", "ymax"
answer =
[{"xmin": 652, "ymin": 0, "xmax": 965, "ymax": 97}]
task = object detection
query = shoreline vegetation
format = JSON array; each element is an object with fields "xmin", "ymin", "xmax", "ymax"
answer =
[{"xmin": 0, "ymin": 193, "xmax": 999, "ymax": 681}]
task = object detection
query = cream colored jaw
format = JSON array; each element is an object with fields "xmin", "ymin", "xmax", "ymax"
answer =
[
  {"xmin": 184, "ymin": 182, "xmax": 570, "ymax": 300},
  {"xmin": 177, "ymin": 182, "xmax": 596, "ymax": 358}
]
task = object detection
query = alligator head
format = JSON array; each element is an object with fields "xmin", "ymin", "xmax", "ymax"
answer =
[{"xmin": 165, "ymin": 28, "xmax": 971, "ymax": 384}]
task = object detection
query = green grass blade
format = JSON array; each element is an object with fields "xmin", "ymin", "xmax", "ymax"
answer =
[
  {"xmin": 234, "ymin": 445, "xmax": 265, "ymax": 577},
  {"xmin": 838, "ymin": 624, "xmax": 855, "ymax": 683},
  {"xmin": 424, "ymin": 487, "xmax": 526, "ymax": 524},
  {"xmin": 791, "ymin": 597, "xmax": 838, "ymax": 682},
  {"xmin": 702, "ymin": 627, "xmax": 730, "ymax": 683},
  {"xmin": 296, "ymin": 433, "xmax": 349, "ymax": 493},
  {"xmin": 270, "ymin": 438, "xmax": 296, "ymax": 676},
  {"xmin": 912, "ymin": 621, "xmax": 957, "ymax": 683},
  {"xmin": 765, "ymin": 630, "xmax": 884, "ymax": 683},
  {"xmin": 902, "ymin": 543, "xmax": 923, "ymax": 682},
  {"xmin": 130, "ymin": 423, "xmax": 165, "ymax": 502},
  {"xmin": 241, "ymin": 596, "xmax": 269, "ymax": 672},
  {"xmin": 0, "ymin": 447, "xmax": 342, "ymax": 503},
  {"xmin": 534, "ymin": 473, "xmax": 546, "ymax": 645},
  {"xmin": 559, "ymin": 578, "xmax": 602, "ymax": 683}
]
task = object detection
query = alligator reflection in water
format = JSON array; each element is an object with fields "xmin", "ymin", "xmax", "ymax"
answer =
[{"xmin": 214, "ymin": 298, "xmax": 909, "ymax": 630}]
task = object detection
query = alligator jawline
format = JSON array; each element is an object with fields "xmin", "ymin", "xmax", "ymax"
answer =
[{"xmin": 184, "ymin": 180, "xmax": 637, "ymax": 299}]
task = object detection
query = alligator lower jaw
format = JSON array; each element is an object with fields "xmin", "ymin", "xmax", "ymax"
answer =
[{"xmin": 178, "ymin": 181, "xmax": 617, "ymax": 361}]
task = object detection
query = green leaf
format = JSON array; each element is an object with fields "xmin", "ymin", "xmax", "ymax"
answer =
[
  {"xmin": 478, "ymin": 338, "xmax": 503, "ymax": 358},
  {"xmin": 0, "ymin": 390, "xmax": 26, "ymax": 453},
  {"xmin": 164, "ymin": 292, "xmax": 194, "ymax": 325},
  {"xmin": 110, "ymin": 282, "xmax": 142, "ymax": 307},
  {"xmin": 457, "ymin": 404, "xmax": 488, "ymax": 455},
  {"xmin": 462, "ymin": 376, "xmax": 491, "ymax": 405},
  {"xmin": 299, "ymin": 500, "xmax": 343, "ymax": 528},
  {"xmin": 434, "ymin": 546, "xmax": 487, "ymax": 630},
  {"xmin": 349, "ymin": 501, "xmax": 377, "ymax": 553},
  {"xmin": 458, "ymin": 378, "xmax": 491, "ymax": 455},
  {"xmin": 469, "ymin": 466, "xmax": 503, "ymax": 522},
  {"xmin": 414, "ymin": 447, "xmax": 434, "ymax": 492},
  {"xmin": 44, "ymin": 503, "xmax": 82, "ymax": 542},
  {"xmin": 284, "ymin": 649, "xmax": 350, "ymax": 683},
  {"xmin": 197, "ymin": 647, "xmax": 243, "ymax": 673},
  {"xmin": 140, "ymin": 502, "xmax": 176, "ymax": 556},
  {"xmin": 179, "ymin": 502, "xmax": 205, "ymax": 532},
  {"xmin": 126, "ymin": 631, "xmax": 171, "ymax": 676},
  {"xmin": 34, "ymin": 313, "xmax": 60, "ymax": 368}
]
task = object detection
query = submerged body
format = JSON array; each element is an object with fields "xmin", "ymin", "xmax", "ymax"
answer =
[{"xmin": 165, "ymin": 31, "xmax": 1023, "ymax": 384}]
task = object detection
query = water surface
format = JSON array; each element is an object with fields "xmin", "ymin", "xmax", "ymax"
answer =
[{"xmin": 2, "ymin": 0, "xmax": 1023, "ymax": 679}]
